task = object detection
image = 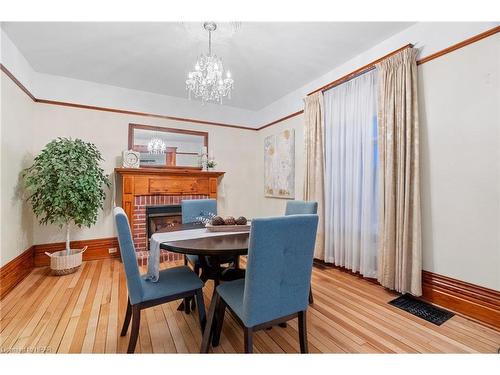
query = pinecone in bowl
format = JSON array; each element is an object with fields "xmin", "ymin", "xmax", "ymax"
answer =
[
  {"xmin": 211, "ymin": 216, "xmax": 225, "ymax": 226},
  {"xmin": 224, "ymin": 216, "xmax": 236, "ymax": 225},
  {"xmin": 235, "ymin": 216, "xmax": 248, "ymax": 225}
]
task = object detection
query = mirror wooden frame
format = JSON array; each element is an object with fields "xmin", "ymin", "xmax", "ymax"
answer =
[{"xmin": 128, "ymin": 123, "xmax": 209, "ymax": 169}]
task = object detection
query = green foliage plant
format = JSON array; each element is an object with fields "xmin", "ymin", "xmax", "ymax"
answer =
[{"xmin": 24, "ymin": 138, "xmax": 110, "ymax": 253}]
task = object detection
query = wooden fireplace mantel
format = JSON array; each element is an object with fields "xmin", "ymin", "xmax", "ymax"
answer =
[
  {"xmin": 114, "ymin": 167, "xmax": 225, "ymax": 178},
  {"xmin": 114, "ymin": 167, "xmax": 225, "ymax": 221}
]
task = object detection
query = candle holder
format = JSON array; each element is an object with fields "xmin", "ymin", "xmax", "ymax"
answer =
[{"xmin": 201, "ymin": 149, "xmax": 208, "ymax": 171}]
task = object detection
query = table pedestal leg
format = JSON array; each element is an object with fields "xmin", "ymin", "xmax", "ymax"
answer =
[{"xmin": 199, "ymin": 256, "xmax": 224, "ymax": 347}]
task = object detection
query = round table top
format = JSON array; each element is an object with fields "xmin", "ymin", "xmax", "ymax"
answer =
[{"xmin": 159, "ymin": 223, "xmax": 250, "ymax": 256}]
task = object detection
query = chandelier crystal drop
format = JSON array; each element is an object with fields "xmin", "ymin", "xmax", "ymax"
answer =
[
  {"xmin": 147, "ymin": 137, "xmax": 166, "ymax": 154},
  {"xmin": 186, "ymin": 22, "xmax": 234, "ymax": 104}
]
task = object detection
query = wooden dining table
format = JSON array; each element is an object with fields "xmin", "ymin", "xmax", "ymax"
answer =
[{"xmin": 159, "ymin": 223, "xmax": 249, "ymax": 309}]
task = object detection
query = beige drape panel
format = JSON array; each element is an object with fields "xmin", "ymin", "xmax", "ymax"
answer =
[
  {"xmin": 376, "ymin": 48, "xmax": 422, "ymax": 296},
  {"xmin": 303, "ymin": 92, "xmax": 325, "ymax": 260}
]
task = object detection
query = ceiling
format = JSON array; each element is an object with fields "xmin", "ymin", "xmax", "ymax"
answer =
[{"xmin": 2, "ymin": 22, "xmax": 413, "ymax": 110}]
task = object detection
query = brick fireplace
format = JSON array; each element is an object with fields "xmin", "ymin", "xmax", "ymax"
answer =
[
  {"xmin": 133, "ymin": 194, "xmax": 207, "ymax": 262},
  {"xmin": 115, "ymin": 168, "xmax": 225, "ymax": 264}
]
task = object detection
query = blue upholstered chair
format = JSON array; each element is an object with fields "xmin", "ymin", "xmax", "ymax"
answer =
[
  {"xmin": 285, "ymin": 200, "xmax": 318, "ymax": 304},
  {"xmin": 201, "ymin": 214, "xmax": 319, "ymax": 353},
  {"xmin": 181, "ymin": 199, "xmax": 218, "ymax": 276},
  {"xmin": 181, "ymin": 199, "xmax": 237, "ymax": 277},
  {"xmin": 114, "ymin": 207, "xmax": 206, "ymax": 353},
  {"xmin": 285, "ymin": 200, "xmax": 318, "ymax": 216},
  {"xmin": 181, "ymin": 198, "xmax": 218, "ymax": 225}
]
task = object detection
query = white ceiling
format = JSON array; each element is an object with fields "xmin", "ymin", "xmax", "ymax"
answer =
[{"xmin": 2, "ymin": 22, "xmax": 413, "ymax": 110}]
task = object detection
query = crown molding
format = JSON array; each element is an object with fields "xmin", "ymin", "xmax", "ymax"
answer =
[
  {"xmin": 307, "ymin": 43, "xmax": 414, "ymax": 96},
  {"xmin": 1, "ymin": 64, "xmax": 255, "ymax": 131},
  {"xmin": 417, "ymin": 25, "xmax": 500, "ymax": 65},
  {"xmin": 2, "ymin": 25, "xmax": 499, "ymax": 132}
]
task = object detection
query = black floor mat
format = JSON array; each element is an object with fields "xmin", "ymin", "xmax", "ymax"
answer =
[{"xmin": 389, "ymin": 294, "xmax": 454, "ymax": 326}]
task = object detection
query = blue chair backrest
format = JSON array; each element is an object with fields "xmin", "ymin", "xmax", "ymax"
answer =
[
  {"xmin": 243, "ymin": 214, "xmax": 319, "ymax": 327},
  {"xmin": 113, "ymin": 207, "xmax": 143, "ymax": 305},
  {"xmin": 181, "ymin": 199, "xmax": 217, "ymax": 224},
  {"xmin": 285, "ymin": 200, "xmax": 318, "ymax": 216}
]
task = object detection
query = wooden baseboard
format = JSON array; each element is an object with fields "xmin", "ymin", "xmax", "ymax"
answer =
[
  {"xmin": 314, "ymin": 259, "xmax": 500, "ymax": 330},
  {"xmin": 421, "ymin": 271, "xmax": 500, "ymax": 330},
  {"xmin": 33, "ymin": 237, "xmax": 120, "ymax": 267},
  {"xmin": 0, "ymin": 246, "xmax": 35, "ymax": 299},
  {"xmin": 1, "ymin": 237, "xmax": 120, "ymax": 298}
]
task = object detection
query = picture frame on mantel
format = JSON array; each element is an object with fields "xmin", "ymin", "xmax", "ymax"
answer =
[
  {"xmin": 264, "ymin": 128, "xmax": 295, "ymax": 199},
  {"xmin": 128, "ymin": 123, "xmax": 208, "ymax": 170}
]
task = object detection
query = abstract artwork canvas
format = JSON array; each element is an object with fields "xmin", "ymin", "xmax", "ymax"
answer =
[{"xmin": 264, "ymin": 128, "xmax": 295, "ymax": 198}]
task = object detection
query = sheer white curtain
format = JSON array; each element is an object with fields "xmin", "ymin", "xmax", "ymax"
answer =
[{"xmin": 324, "ymin": 70, "xmax": 378, "ymax": 278}]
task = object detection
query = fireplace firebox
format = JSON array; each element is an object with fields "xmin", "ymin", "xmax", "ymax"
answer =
[{"xmin": 146, "ymin": 204, "xmax": 182, "ymax": 240}]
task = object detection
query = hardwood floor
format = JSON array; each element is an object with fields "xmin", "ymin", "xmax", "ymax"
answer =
[{"xmin": 1, "ymin": 259, "xmax": 499, "ymax": 354}]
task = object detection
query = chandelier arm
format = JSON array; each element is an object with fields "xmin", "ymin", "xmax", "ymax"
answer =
[{"xmin": 208, "ymin": 30, "xmax": 211, "ymax": 56}]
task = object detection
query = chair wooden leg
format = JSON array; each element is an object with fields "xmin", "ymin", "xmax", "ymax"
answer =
[
  {"xmin": 190, "ymin": 264, "xmax": 200, "ymax": 311},
  {"xmin": 308, "ymin": 286, "xmax": 314, "ymax": 305},
  {"xmin": 195, "ymin": 289, "xmax": 206, "ymax": 333},
  {"xmin": 200, "ymin": 293, "xmax": 219, "ymax": 353},
  {"xmin": 184, "ymin": 298, "xmax": 191, "ymax": 314},
  {"xmin": 212, "ymin": 298, "xmax": 226, "ymax": 347},
  {"xmin": 190, "ymin": 296, "xmax": 197, "ymax": 311},
  {"xmin": 184, "ymin": 255, "xmax": 188, "ymax": 266},
  {"xmin": 298, "ymin": 310, "xmax": 308, "ymax": 354},
  {"xmin": 120, "ymin": 298, "xmax": 132, "ymax": 337},
  {"xmin": 127, "ymin": 305, "xmax": 141, "ymax": 353},
  {"xmin": 244, "ymin": 327, "xmax": 253, "ymax": 353}
]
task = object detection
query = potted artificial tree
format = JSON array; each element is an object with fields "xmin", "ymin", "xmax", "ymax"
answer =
[{"xmin": 24, "ymin": 138, "xmax": 110, "ymax": 275}]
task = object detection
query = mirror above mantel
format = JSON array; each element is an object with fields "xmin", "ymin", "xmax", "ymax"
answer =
[{"xmin": 128, "ymin": 123, "xmax": 208, "ymax": 169}]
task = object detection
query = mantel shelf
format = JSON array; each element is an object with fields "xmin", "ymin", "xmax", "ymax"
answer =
[
  {"xmin": 114, "ymin": 168, "xmax": 225, "ymax": 178},
  {"xmin": 115, "ymin": 167, "xmax": 224, "ymax": 243}
]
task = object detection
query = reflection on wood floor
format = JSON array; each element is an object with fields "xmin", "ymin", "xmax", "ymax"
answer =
[{"xmin": 1, "ymin": 258, "xmax": 499, "ymax": 353}]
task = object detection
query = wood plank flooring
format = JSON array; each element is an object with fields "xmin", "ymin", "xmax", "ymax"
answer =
[{"xmin": 1, "ymin": 259, "xmax": 499, "ymax": 354}]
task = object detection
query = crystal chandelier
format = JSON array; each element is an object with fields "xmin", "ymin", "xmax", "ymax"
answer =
[
  {"xmin": 186, "ymin": 22, "xmax": 234, "ymax": 104},
  {"xmin": 147, "ymin": 137, "xmax": 166, "ymax": 154}
]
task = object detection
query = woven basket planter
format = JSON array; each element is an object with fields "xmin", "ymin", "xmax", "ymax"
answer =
[{"xmin": 45, "ymin": 246, "xmax": 87, "ymax": 275}]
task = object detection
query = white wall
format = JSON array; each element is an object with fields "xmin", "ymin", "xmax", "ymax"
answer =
[
  {"xmin": 253, "ymin": 33, "xmax": 500, "ymax": 291},
  {"xmin": 254, "ymin": 114, "xmax": 305, "ymax": 217},
  {"xmin": 29, "ymin": 101, "xmax": 259, "ymax": 246},
  {"xmin": 0, "ymin": 72, "xmax": 34, "ymax": 265},
  {"xmin": 419, "ymin": 33, "xmax": 500, "ymax": 290},
  {"xmin": 0, "ymin": 69, "xmax": 260, "ymax": 266}
]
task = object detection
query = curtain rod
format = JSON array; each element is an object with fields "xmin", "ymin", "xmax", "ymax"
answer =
[{"xmin": 307, "ymin": 43, "xmax": 414, "ymax": 96}]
